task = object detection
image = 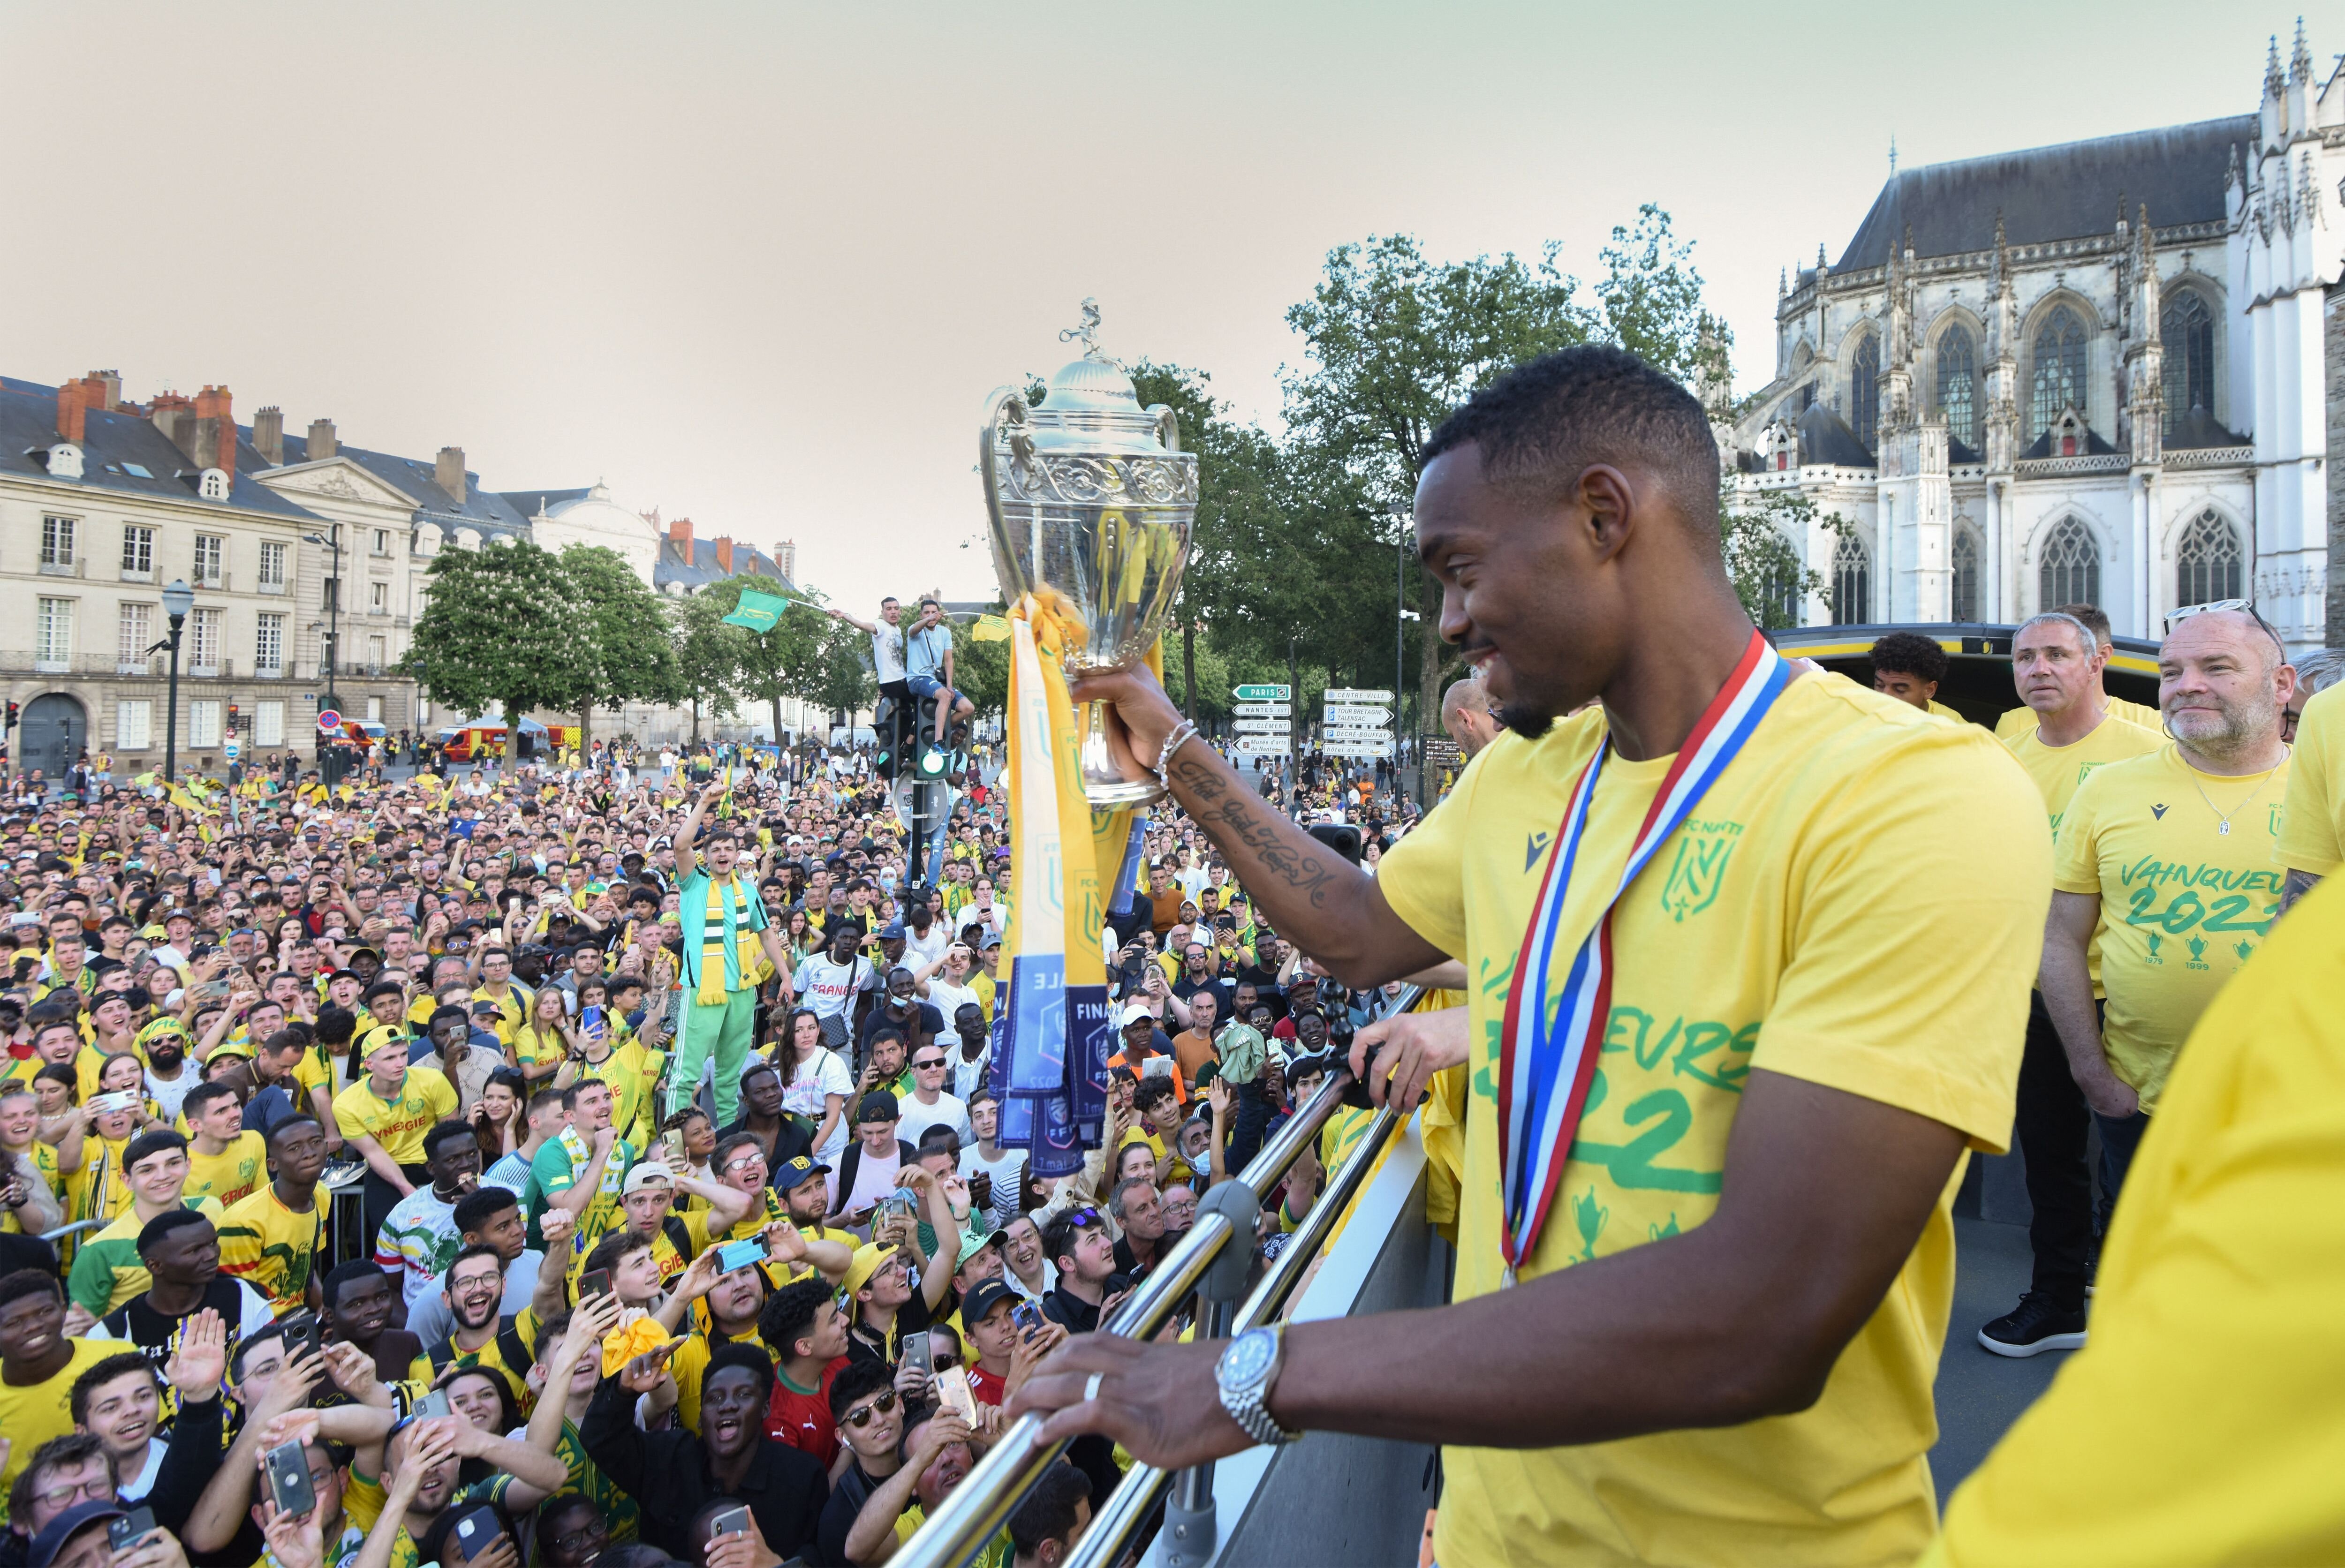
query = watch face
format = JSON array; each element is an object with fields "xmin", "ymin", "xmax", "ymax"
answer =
[{"xmin": 1220, "ymin": 1328, "xmax": 1275, "ymax": 1385}]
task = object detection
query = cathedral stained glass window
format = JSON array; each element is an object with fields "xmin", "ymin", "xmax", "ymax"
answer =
[
  {"xmin": 1937, "ymin": 327, "xmax": 1979, "ymax": 450},
  {"xmin": 2174, "ymin": 509, "xmax": 2242, "ymax": 607},
  {"xmin": 2029, "ymin": 307, "xmax": 2088, "ymax": 438},
  {"xmin": 1831, "ymin": 533, "xmax": 1870, "ymax": 625},
  {"xmin": 2039, "ymin": 517, "xmax": 2100, "ymax": 610},
  {"xmin": 1952, "ymin": 528, "xmax": 1980, "ymax": 621},
  {"xmin": 2161, "ymin": 292, "xmax": 2215, "ymax": 438},
  {"xmin": 1850, "ymin": 332, "xmax": 1880, "ymax": 451}
]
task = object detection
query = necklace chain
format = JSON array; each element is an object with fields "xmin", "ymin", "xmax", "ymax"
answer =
[{"xmin": 2188, "ymin": 750, "xmax": 2286, "ymax": 835}]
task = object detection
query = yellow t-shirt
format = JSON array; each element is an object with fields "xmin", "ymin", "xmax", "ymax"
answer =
[
  {"xmin": 1377, "ymin": 672, "xmax": 2050, "ymax": 1568},
  {"xmin": 1995, "ymin": 694, "xmax": 2163, "ymax": 739},
  {"xmin": 2273, "ymin": 680, "xmax": 2343, "ymax": 876},
  {"xmin": 0, "ymin": 1339, "xmax": 121, "ymax": 1513},
  {"xmin": 217, "ymin": 1184, "xmax": 330, "ymax": 1313},
  {"xmin": 515, "ymin": 1024, "xmax": 568, "ymax": 1083},
  {"xmin": 185, "ymin": 1129, "xmax": 269, "ymax": 1208},
  {"xmin": 1922, "ymin": 876, "xmax": 2345, "ymax": 1567},
  {"xmin": 1925, "ymin": 698, "xmax": 1965, "ymax": 723},
  {"xmin": 2002, "ymin": 716, "xmax": 2164, "ymax": 995},
  {"xmin": 575, "ymin": 1041, "xmax": 665, "ymax": 1152},
  {"xmin": 2052, "ymin": 744, "xmax": 2290, "ymax": 1113},
  {"xmin": 668, "ymin": 1326, "xmax": 777, "ymax": 1436},
  {"xmin": 333, "ymin": 1068, "xmax": 459, "ymax": 1165}
]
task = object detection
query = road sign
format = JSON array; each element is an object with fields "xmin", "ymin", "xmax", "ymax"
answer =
[
  {"xmin": 1232, "ymin": 735, "xmax": 1289, "ymax": 755},
  {"xmin": 1233, "ymin": 684, "xmax": 1292, "ymax": 701},
  {"xmin": 1324, "ymin": 727, "xmax": 1394, "ymax": 746},
  {"xmin": 316, "ymin": 709, "xmax": 342, "ymax": 733},
  {"xmin": 1324, "ymin": 738, "xmax": 1395, "ymax": 759},
  {"xmin": 1322, "ymin": 705, "xmax": 1392, "ymax": 727},
  {"xmin": 1232, "ymin": 718, "xmax": 1293, "ymax": 735},
  {"xmin": 1324, "ymin": 687, "xmax": 1393, "ymax": 705},
  {"xmin": 223, "ymin": 739, "xmax": 242, "ymax": 761},
  {"xmin": 1422, "ymin": 735, "xmax": 1463, "ymax": 767},
  {"xmin": 1232, "ymin": 702, "xmax": 1292, "ymax": 718}
]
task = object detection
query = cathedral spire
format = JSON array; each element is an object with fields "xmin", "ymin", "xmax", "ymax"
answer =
[
  {"xmin": 2291, "ymin": 15, "xmax": 2312, "ymax": 83},
  {"xmin": 2267, "ymin": 34, "xmax": 2285, "ymax": 98}
]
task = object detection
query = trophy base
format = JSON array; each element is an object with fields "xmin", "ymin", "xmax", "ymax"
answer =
[{"xmin": 1078, "ymin": 698, "xmax": 1167, "ymax": 810}]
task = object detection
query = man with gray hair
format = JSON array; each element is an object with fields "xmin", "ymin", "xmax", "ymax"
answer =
[
  {"xmin": 2042, "ymin": 606, "xmax": 2293, "ymax": 1235},
  {"xmin": 1977, "ymin": 611, "xmax": 2162, "ymax": 1357},
  {"xmin": 1995, "ymin": 602, "xmax": 2162, "ymax": 737},
  {"xmin": 2276, "ymin": 647, "xmax": 2345, "ymax": 915}
]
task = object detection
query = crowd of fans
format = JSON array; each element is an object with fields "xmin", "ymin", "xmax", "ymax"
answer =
[{"xmin": 0, "ymin": 674, "xmax": 1417, "ymax": 1568}]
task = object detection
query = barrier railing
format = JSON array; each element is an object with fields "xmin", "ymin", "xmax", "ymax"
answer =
[{"xmin": 895, "ymin": 987, "xmax": 1423, "ymax": 1568}]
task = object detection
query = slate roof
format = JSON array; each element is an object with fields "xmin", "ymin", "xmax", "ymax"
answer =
[
  {"xmin": 2019, "ymin": 422, "xmax": 2120, "ymax": 460},
  {"xmin": 0, "ymin": 377, "xmax": 326, "ymax": 522},
  {"xmin": 1798, "ymin": 403, "xmax": 1876, "ymax": 467},
  {"xmin": 2166, "ymin": 404, "xmax": 2247, "ymax": 450},
  {"xmin": 496, "ymin": 488, "xmax": 594, "ymax": 521},
  {"xmin": 1836, "ymin": 115, "xmax": 2256, "ymax": 270},
  {"xmin": 654, "ymin": 534, "xmax": 795, "ymax": 592},
  {"xmin": 271, "ymin": 430, "xmax": 532, "ymax": 536}
]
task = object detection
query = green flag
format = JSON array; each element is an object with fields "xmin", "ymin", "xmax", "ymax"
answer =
[{"xmin": 722, "ymin": 588, "xmax": 792, "ymax": 633}]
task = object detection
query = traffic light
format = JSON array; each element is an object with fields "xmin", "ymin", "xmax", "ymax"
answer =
[
  {"xmin": 3, "ymin": 701, "xmax": 15, "ymax": 731},
  {"xmin": 913, "ymin": 691, "xmax": 948, "ymax": 776},
  {"xmin": 872, "ymin": 691, "xmax": 902, "ymax": 779},
  {"xmin": 227, "ymin": 702, "xmax": 239, "ymax": 734}
]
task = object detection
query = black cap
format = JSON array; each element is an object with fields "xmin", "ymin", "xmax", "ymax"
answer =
[
  {"xmin": 959, "ymin": 1278, "xmax": 1018, "ymax": 1327},
  {"xmin": 855, "ymin": 1090, "xmax": 899, "ymax": 1123},
  {"xmin": 29, "ymin": 1501, "xmax": 127, "ymax": 1568}
]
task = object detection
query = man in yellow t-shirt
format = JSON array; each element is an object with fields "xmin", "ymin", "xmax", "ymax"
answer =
[
  {"xmin": 1869, "ymin": 631, "xmax": 1965, "ymax": 723},
  {"xmin": 0, "ymin": 1272, "xmax": 121, "ymax": 1508},
  {"xmin": 333, "ymin": 1031, "xmax": 458, "ymax": 1242},
  {"xmin": 1993, "ymin": 601, "xmax": 2162, "ymax": 738},
  {"xmin": 2045, "ymin": 608, "xmax": 2293, "ymax": 1207},
  {"xmin": 2273, "ymin": 676, "xmax": 2343, "ymax": 914},
  {"xmin": 181, "ymin": 1081, "xmax": 269, "ymax": 1207},
  {"xmin": 1976, "ymin": 611, "xmax": 2162, "ymax": 1358},
  {"xmin": 1013, "ymin": 350, "xmax": 2051, "ymax": 1568},
  {"xmin": 1921, "ymin": 876, "xmax": 2345, "ymax": 1567}
]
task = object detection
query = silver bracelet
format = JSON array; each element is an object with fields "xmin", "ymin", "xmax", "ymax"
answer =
[{"xmin": 1155, "ymin": 720, "xmax": 1202, "ymax": 787}]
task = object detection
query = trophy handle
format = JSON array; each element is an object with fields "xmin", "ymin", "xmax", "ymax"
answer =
[
  {"xmin": 1146, "ymin": 403, "xmax": 1181, "ymax": 454},
  {"xmin": 979, "ymin": 386, "xmax": 1030, "ymax": 598}
]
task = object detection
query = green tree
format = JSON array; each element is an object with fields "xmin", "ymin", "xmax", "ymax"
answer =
[
  {"xmin": 672, "ymin": 591, "xmax": 743, "ymax": 743},
  {"xmin": 1594, "ymin": 204, "xmax": 1733, "ymax": 391},
  {"xmin": 693, "ymin": 575, "xmax": 836, "ymax": 744},
  {"xmin": 1720, "ymin": 489, "xmax": 1851, "ymax": 629},
  {"xmin": 401, "ymin": 541, "xmax": 582, "ymax": 745},
  {"xmin": 947, "ymin": 609, "xmax": 1009, "ymax": 722},
  {"xmin": 804, "ymin": 621, "xmax": 876, "ymax": 727},
  {"xmin": 560, "ymin": 545, "xmax": 684, "ymax": 746}
]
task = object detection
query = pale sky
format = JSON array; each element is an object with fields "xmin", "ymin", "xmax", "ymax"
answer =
[{"xmin": 0, "ymin": 1, "xmax": 2275, "ymax": 612}]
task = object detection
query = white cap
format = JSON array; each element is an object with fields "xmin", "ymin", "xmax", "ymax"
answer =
[{"xmin": 1118, "ymin": 1003, "xmax": 1155, "ymax": 1028}]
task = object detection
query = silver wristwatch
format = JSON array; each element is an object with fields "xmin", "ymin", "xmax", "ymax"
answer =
[{"xmin": 1215, "ymin": 1325, "xmax": 1300, "ymax": 1446}]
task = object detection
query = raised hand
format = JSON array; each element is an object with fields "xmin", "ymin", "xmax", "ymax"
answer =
[{"xmin": 164, "ymin": 1308, "xmax": 227, "ymax": 1399}]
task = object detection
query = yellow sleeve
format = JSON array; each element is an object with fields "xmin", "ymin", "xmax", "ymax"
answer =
[
  {"xmin": 331, "ymin": 1087, "xmax": 368, "ymax": 1142},
  {"xmin": 2273, "ymin": 684, "xmax": 2341, "ymax": 875},
  {"xmin": 1753, "ymin": 733, "xmax": 2051, "ymax": 1154},
  {"xmin": 426, "ymin": 1071, "xmax": 457, "ymax": 1119},
  {"xmin": 1928, "ymin": 882, "xmax": 2345, "ymax": 1567},
  {"xmin": 2052, "ymin": 763, "xmax": 2110, "ymax": 895},
  {"xmin": 1375, "ymin": 761, "xmax": 1482, "ymax": 959}
]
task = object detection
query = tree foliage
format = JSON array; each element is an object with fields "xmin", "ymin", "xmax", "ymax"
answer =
[
  {"xmin": 560, "ymin": 545, "xmax": 684, "ymax": 741},
  {"xmin": 401, "ymin": 540, "xmax": 583, "ymax": 729},
  {"xmin": 671, "ymin": 591, "xmax": 743, "ymax": 742},
  {"xmin": 1721, "ymin": 488, "xmax": 1851, "ymax": 629}
]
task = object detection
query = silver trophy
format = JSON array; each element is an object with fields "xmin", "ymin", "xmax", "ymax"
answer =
[{"xmin": 980, "ymin": 300, "xmax": 1198, "ymax": 807}]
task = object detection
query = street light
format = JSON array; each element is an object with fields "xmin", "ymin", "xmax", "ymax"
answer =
[
  {"xmin": 159, "ymin": 578, "xmax": 194, "ymax": 782},
  {"xmin": 303, "ymin": 529, "xmax": 342, "ymax": 721}
]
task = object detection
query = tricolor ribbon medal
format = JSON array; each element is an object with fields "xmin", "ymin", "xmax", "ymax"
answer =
[{"xmin": 1494, "ymin": 630, "xmax": 1791, "ymax": 1278}]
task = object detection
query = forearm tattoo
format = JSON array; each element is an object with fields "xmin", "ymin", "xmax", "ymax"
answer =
[
  {"xmin": 2278, "ymin": 867, "xmax": 2323, "ymax": 917},
  {"xmin": 1169, "ymin": 751, "xmax": 1342, "ymax": 909}
]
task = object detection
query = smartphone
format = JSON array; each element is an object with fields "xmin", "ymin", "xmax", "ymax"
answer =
[
  {"xmin": 452, "ymin": 1507, "xmax": 503, "ymax": 1564},
  {"xmin": 900, "ymin": 1332, "xmax": 933, "ymax": 1378},
  {"xmin": 1011, "ymin": 1300, "xmax": 1045, "ymax": 1335},
  {"xmin": 661, "ymin": 1130, "xmax": 684, "ymax": 1164},
  {"xmin": 108, "ymin": 1507, "xmax": 157, "ymax": 1553},
  {"xmin": 717, "ymin": 1237, "xmax": 767, "ymax": 1274},
  {"xmin": 415, "ymin": 1388, "xmax": 452, "ymax": 1421},
  {"xmin": 582, "ymin": 1003, "xmax": 604, "ymax": 1037},
  {"xmin": 936, "ymin": 1364, "xmax": 978, "ymax": 1422},
  {"xmin": 264, "ymin": 1440, "xmax": 317, "ymax": 1520},
  {"xmin": 580, "ymin": 1269, "xmax": 612, "ymax": 1301},
  {"xmin": 707, "ymin": 1506, "xmax": 751, "ymax": 1542},
  {"xmin": 280, "ymin": 1310, "xmax": 321, "ymax": 1360}
]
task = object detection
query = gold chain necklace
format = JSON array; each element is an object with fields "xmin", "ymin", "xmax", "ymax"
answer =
[{"xmin": 2188, "ymin": 752, "xmax": 2286, "ymax": 836}]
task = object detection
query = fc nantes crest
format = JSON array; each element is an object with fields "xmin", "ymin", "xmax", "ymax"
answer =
[{"xmin": 1656, "ymin": 820, "xmax": 1742, "ymax": 921}]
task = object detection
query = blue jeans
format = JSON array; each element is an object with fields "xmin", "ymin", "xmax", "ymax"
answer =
[{"xmin": 2091, "ymin": 1108, "xmax": 2153, "ymax": 1235}]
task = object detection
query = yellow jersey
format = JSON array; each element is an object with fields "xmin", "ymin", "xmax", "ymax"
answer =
[
  {"xmin": 2053, "ymin": 744, "xmax": 2290, "ymax": 1112},
  {"xmin": 574, "ymin": 1041, "xmax": 666, "ymax": 1152},
  {"xmin": 333, "ymin": 1068, "xmax": 458, "ymax": 1165},
  {"xmin": 2001, "ymin": 716, "xmax": 2164, "ymax": 994},
  {"xmin": 184, "ymin": 1129, "xmax": 269, "ymax": 1208},
  {"xmin": 2274, "ymin": 680, "xmax": 2343, "ymax": 876},
  {"xmin": 67, "ymin": 1196, "xmax": 225, "ymax": 1314},
  {"xmin": 1378, "ymin": 671, "xmax": 2049, "ymax": 1568},
  {"xmin": 217, "ymin": 1184, "xmax": 329, "ymax": 1313},
  {"xmin": 1923, "ymin": 877, "xmax": 2345, "ymax": 1567},
  {"xmin": 0, "ymin": 1340, "xmax": 121, "ymax": 1512},
  {"xmin": 1995, "ymin": 694, "xmax": 2163, "ymax": 738}
]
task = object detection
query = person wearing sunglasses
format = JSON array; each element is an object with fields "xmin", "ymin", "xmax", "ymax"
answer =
[{"xmin": 814, "ymin": 1359, "xmax": 913, "ymax": 1568}]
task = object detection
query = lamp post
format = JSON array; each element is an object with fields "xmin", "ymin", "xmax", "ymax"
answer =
[
  {"xmin": 160, "ymin": 578, "xmax": 194, "ymax": 783},
  {"xmin": 303, "ymin": 529, "xmax": 342, "ymax": 720}
]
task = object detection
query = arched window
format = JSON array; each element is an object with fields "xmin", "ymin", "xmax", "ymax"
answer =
[
  {"xmin": 1952, "ymin": 528, "xmax": 1981, "ymax": 621},
  {"xmin": 1936, "ymin": 327, "xmax": 1979, "ymax": 449},
  {"xmin": 1849, "ymin": 332, "xmax": 1880, "ymax": 451},
  {"xmin": 2160, "ymin": 291, "xmax": 2215, "ymax": 437},
  {"xmin": 2029, "ymin": 306, "xmax": 2088, "ymax": 438},
  {"xmin": 2039, "ymin": 517, "xmax": 2100, "ymax": 610},
  {"xmin": 2173, "ymin": 508, "xmax": 2243, "ymax": 607},
  {"xmin": 1831, "ymin": 533, "xmax": 1870, "ymax": 625}
]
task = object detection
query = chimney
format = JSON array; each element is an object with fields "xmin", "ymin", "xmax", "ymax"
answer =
[
  {"xmin": 89, "ymin": 370, "xmax": 120, "ymax": 412},
  {"xmin": 714, "ymin": 536, "xmax": 735, "ymax": 574},
  {"xmin": 193, "ymin": 385, "xmax": 235, "ymax": 484},
  {"xmin": 436, "ymin": 446, "xmax": 466, "ymax": 504},
  {"xmin": 55, "ymin": 382, "xmax": 87, "ymax": 445},
  {"xmin": 150, "ymin": 391, "xmax": 195, "ymax": 456},
  {"xmin": 772, "ymin": 538, "xmax": 797, "ymax": 581},
  {"xmin": 252, "ymin": 406, "xmax": 284, "ymax": 467},
  {"xmin": 308, "ymin": 418, "xmax": 338, "ymax": 461},
  {"xmin": 668, "ymin": 517, "xmax": 693, "ymax": 547}
]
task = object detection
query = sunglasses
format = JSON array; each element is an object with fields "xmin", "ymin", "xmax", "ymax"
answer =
[
  {"xmin": 912, "ymin": 1057, "xmax": 946, "ymax": 1070},
  {"xmin": 1064, "ymin": 1206, "xmax": 1104, "ymax": 1229},
  {"xmin": 2164, "ymin": 597, "xmax": 2286, "ymax": 656},
  {"xmin": 843, "ymin": 1387, "xmax": 900, "ymax": 1427}
]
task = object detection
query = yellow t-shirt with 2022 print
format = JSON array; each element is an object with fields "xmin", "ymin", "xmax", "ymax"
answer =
[{"xmin": 1377, "ymin": 670, "xmax": 2050, "ymax": 1568}]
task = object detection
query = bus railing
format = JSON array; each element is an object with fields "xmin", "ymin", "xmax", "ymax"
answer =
[{"xmin": 895, "ymin": 987, "xmax": 1423, "ymax": 1568}]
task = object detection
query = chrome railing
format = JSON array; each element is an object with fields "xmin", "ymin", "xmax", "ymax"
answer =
[{"xmin": 897, "ymin": 986, "xmax": 1423, "ymax": 1568}]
